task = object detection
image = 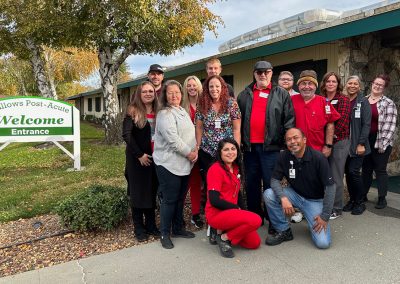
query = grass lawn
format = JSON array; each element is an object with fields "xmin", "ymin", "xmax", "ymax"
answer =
[{"xmin": 0, "ymin": 122, "xmax": 126, "ymax": 223}]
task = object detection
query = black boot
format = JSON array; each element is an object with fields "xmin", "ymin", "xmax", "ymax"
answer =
[
  {"xmin": 375, "ymin": 196, "xmax": 387, "ymax": 209},
  {"xmin": 265, "ymin": 228, "xmax": 293, "ymax": 246},
  {"xmin": 351, "ymin": 202, "xmax": 366, "ymax": 215}
]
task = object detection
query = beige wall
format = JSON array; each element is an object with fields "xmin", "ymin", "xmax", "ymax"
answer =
[
  {"xmin": 222, "ymin": 42, "xmax": 339, "ymax": 96},
  {"xmin": 84, "ymin": 95, "xmax": 104, "ymax": 118}
]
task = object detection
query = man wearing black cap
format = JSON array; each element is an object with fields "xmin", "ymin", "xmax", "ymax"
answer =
[
  {"xmin": 147, "ymin": 64, "xmax": 164, "ymax": 97},
  {"xmin": 237, "ymin": 60, "xmax": 295, "ymax": 230}
]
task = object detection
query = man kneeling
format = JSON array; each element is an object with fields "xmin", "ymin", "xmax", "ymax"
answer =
[{"xmin": 263, "ymin": 128, "xmax": 335, "ymax": 249}]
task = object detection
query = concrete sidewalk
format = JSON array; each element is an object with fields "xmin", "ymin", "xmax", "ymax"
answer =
[{"xmin": 2, "ymin": 190, "xmax": 400, "ymax": 284}]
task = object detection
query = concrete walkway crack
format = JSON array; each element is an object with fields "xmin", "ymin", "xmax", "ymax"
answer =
[{"xmin": 76, "ymin": 260, "xmax": 87, "ymax": 284}]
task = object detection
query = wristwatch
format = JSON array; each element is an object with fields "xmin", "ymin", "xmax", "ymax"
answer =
[{"xmin": 324, "ymin": 144, "xmax": 333, "ymax": 148}]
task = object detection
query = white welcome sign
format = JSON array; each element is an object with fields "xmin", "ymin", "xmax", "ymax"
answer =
[{"xmin": 0, "ymin": 97, "xmax": 81, "ymax": 170}]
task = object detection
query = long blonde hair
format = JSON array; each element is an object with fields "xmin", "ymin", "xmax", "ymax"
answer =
[
  {"xmin": 182, "ymin": 75, "xmax": 202, "ymax": 114},
  {"xmin": 126, "ymin": 81, "xmax": 158, "ymax": 128}
]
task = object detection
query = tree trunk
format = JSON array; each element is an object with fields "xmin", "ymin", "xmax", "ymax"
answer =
[
  {"xmin": 98, "ymin": 46, "xmax": 123, "ymax": 144},
  {"xmin": 25, "ymin": 38, "xmax": 57, "ymax": 100}
]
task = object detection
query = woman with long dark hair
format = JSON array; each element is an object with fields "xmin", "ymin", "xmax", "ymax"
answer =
[
  {"xmin": 320, "ymin": 72, "xmax": 351, "ymax": 220},
  {"xmin": 206, "ymin": 138, "xmax": 261, "ymax": 258},
  {"xmin": 342, "ymin": 75, "xmax": 371, "ymax": 215},
  {"xmin": 153, "ymin": 80, "xmax": 197, "ymax": 249},
  {"xmin": 362, "ymin": 74, "xmax": 397, "ymax": 209},
  {"xmin": 122, "ymin": 81, "xmax": 159, "ymax": 242}
]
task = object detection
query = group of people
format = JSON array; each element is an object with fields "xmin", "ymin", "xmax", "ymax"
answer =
[{"xmin": 122, "ymin": 58, "xmax": 397, "ymax": 258}]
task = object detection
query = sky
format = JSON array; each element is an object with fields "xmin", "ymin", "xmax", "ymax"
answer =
[{"xmin": 86, "ymin": 0, "xmax": 385, "ymax": 85}]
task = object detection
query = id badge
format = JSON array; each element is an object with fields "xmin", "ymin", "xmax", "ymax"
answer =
[
  {"xmin": 289, "ymin": 169, "xmax": 296, "ymax": 179},
  {"xmin": 325, "ymin": 105, "xmax": 331, "ymax": 114},
  {"xmin": 331, "ymin": 99, "xmax": 338, "ymax": 105},
  {"xmin": 355, "ymin": 110, "xmax": 361, "ymax": 118},
  {"xmin": 215, "ymin": 118, "xmax": 221, "ymax": 129},
  {"xmin": 259, "ymin": 92, "xmax": 269, "ymax": 98}
]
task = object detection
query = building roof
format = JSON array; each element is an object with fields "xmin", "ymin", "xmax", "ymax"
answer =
[{"xmin": 67, "ymin": 2, "xmax": 400, "ymax": 101}]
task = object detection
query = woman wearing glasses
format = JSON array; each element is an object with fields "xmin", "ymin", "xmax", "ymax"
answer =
[{"xmin": 362, "ymin": 74, "xmax": 397, "ymax": 209}]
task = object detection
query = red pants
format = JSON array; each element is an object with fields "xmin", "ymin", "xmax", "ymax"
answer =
[
  {"xmin": 186, "ymin": 162, "xmax": 202, "ymax": 215},
  {"xmin": 208, "ymin": 209, "xmax": 261, "ymax": 249}
]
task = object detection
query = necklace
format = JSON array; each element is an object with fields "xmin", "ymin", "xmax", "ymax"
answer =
[{"xmin": 369, "ymin": 95, "xmax": 381, "ymax": 102}]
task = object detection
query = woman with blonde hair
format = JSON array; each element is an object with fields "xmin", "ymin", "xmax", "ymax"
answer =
[
  {"xmin": 122, "ymin": 81, "xmax": 159, "ymax": 242},
  {"xmin": 182, "ymin": 75, "xmax": 204, "ymax": 228}
]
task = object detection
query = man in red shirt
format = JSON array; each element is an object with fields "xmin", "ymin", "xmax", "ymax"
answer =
[
  {"xmin": 291, "ymin": 70, "xmax": 340, "ymax": 157},
  {"xmin": 237, "ymin": 61, "xmax": 295, "ymax": 230}
]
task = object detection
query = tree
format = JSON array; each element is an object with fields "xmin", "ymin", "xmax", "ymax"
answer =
[
  {"xmin": 0, "ymin": 0, "xmax": 74, "ymax": 99},
  {"xmin": 63, "ymin": 0, "xmax": 222, "ymax": 144}
]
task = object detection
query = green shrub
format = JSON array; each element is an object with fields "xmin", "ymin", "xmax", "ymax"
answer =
[{"xmin": 56, "ymin": 185, "xmax": 129, "ymax": 232}]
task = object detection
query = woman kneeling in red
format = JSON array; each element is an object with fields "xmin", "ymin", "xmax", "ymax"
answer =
[{"xmin": 206, "ymin": 138, "xmax": 262, "ymax": 258}]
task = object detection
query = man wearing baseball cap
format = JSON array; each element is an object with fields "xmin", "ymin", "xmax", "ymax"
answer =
[
  {"xmin": 147, "ymin": 64, "xmax": 164, "ymax": 97},
  {"xmin": 291, "ymin": 70, "xmax": 340, "ymax": 157},
  {"xmin": 237, "ymin": 60, "xmax": 295, "ymax": 232}
]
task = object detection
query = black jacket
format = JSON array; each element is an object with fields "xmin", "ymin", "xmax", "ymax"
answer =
[
  {"xmin": 237, "ymin": 82, "xmax": 295, "ymax": 151},
  {"xmin": 349, "ymin": 94, "xmax": 371, "ymax": 157}
]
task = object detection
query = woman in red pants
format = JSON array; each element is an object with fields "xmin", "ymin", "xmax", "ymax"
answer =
[{"xmin": 205, "ymin": 138, "xmax": 262, "ymax": 258}]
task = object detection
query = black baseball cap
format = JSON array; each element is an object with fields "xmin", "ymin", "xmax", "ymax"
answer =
[{"xmin": 148, "ymin": 64, "xmax": 164, "ymax": 73}]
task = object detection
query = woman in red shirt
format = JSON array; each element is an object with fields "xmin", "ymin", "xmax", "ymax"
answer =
[{"xmin": 206, "ymin": 138, "xmax": 261, "ymax": 258}]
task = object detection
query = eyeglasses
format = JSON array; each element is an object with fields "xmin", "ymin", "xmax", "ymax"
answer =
[
  {"xmin": 255, "ymin": 70, "xmax": 271, "ymax": 76},
  {"xmin": 279, "ymin": 78, "xmax": 293, "ymax": 82},
  {"xmin": 373, "ymin": 82, "xmax": 385, "ymax": 88}
]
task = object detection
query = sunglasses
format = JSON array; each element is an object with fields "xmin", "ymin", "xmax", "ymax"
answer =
[{"xmin": 255, "ymin": 70, "xmax": 271, "ymax": 76}]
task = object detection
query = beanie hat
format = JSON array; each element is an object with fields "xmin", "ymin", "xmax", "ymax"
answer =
[{"xmin": 297, "ymin": 70, "xmax": 318, "ymax": 87}]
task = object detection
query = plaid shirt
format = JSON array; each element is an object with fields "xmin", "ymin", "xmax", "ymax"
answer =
[
  {"xmin": 330, "ymin": 93, "xmax": 351, "ymax": 143},
  {"xmin": 371, "ymin": 95, "xmax": 397, "ymax": 151}
]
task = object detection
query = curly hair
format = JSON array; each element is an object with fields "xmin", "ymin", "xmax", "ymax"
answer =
[
  {"xmin": 214, "ymin": 138, "xmax": 244, "ymax": 183},
  {"xmin": 320, "ymin": 71, "xmax": 343, "ymax": 96},
  {"xmin": 198, "ymin": 75, "xmax": 230, "ymax": 115}
]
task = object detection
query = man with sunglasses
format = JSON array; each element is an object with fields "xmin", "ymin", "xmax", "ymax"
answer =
[{"xmin": 237, "ymin": 61, "xmax": 295, "ymax": 233}]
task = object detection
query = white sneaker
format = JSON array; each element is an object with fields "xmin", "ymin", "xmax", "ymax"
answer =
[{"xmin": 290, "ymin": 212, "xmax": 303, "ymax": 223}]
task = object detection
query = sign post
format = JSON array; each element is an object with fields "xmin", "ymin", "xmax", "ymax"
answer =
[{"xmin": 0, "ymin": 97, "xmax": 81, "ymax": 170}]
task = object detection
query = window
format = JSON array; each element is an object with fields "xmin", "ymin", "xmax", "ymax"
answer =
[
  {"xmin": 87, "ymin": 98, "xmax": 93, "ymax": 112},
  {"xmin": 95, "ymin": 97, "xmax": 101, "ymax": 112}
]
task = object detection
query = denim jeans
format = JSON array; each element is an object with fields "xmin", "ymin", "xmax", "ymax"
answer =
[
  {"xmin": 244, "ymin": 144, "xmax": 279, "ymax": 220},
  {"xmin": 263, "ymin": 187, "xmax": 331, "ymax": 249},
  {"xmin": 155, "ymin": 165, "xmax": 189, "ymax": 236}
]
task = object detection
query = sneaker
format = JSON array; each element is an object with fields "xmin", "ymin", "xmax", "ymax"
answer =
[
  {"xmin": 343, "ymin": 201, "xmax": 354, "ymax": 212},
  {"xmin": 216, "ymin": 234, "xmax": 234, "ymax": 258},
  {"xmin": 265, "ymin": 228, "xmax": 294, "ymax": 246},
  {"xmin": 290, "ymin": 212, "xmax": 303, "ymax": 223},
  {"xmin": 191, "ymin": 214, "xmax": 204, "ymax": 229},
  {"xmin": 160, "ymin": 235, "xmax": 174, "ymax": 249},
  {"xmin": 329, "ymin": 211, "xmax": 342, "ymax": 220},
  {"xmin": 136, "ymin": 233, "xmax": 149, "ymax": 242},
  {"xmin": 351, "ymin": 203, "xmax": 366, "ymax": 215},
  {"xmin": 209, "ymin": 226, "xmax": 217, "ymax": 245},
  {"xmin": 375, "ymin": 196, "xmax": 387, "ymax": 209},
  {"xmin": 171, "ymin": 230, "xmax": 195, "ymax": 238}
]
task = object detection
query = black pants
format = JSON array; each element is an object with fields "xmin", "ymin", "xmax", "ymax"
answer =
[
  {"xmin": 345, "ymin": 155, "xmax": 365, "ymax": 204},
  {"xmin": 131, "ymin": 207, "xmax": 157, "ymax": 236},
  {"xmin": 156, "ymin": 165, "xmax": 189, "ymax": 236},
  {"xmin": 198, "ymin": 149, "xmax": 215, "ymax": 210},
  {"xmin": 362, "ymin": 133, "xmax": 392, "ymax": 198}
]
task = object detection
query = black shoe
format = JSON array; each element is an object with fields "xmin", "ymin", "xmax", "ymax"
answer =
[
  {"xmin": 216, "ymin": 235, "xmax": 234, "ymax": 258},
  {"xmin": 191, "ymin": 214, "xmax": 204, "ymax": 229},
  {"xmin": 265, "ymin": 228, "xmax": 293, "ymax": 246},
  {"xmin": 146, "ymin": 228, "xmax": 161, "ymax": 237},
  {"xmin": 136, "ymin": 233, "xmax": 149, "ymax": 242},
  {"xmin": 209, "ymin": 226, "xmax": 217, "ymax": 245},
  {"xmin": 171, "ymin": 230, "xmax": 195, "ymax": 238},
  {"xmin": 343, "ymin": 201, "xmax": 354, "ymax": 212},
  {"xmin": 351, "ymin": 203, "xmax": 366, "ymax": 215},
  {"xmin": 375, "ymin": 196, "xmax": 387, "ymax": 209},
  {"xmin": 268, "ymin": 223, "xmax": 277, "ymax": 235},
  {"xmin": 160, "ymin": 235, "xmax": 174, "ymax": 249}
]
